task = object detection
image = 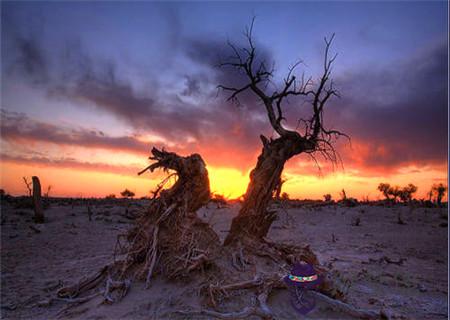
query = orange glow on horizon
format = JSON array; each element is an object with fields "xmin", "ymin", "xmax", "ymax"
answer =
[
  {"xmin": 0, "ymin": 160, "xmax": 447, "ymax": 202},
  {"xmin": 208, "ymin": 166, "xmax": 249, "ymax": 199}
]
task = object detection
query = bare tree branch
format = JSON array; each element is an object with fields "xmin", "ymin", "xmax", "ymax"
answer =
[{"xmin": 219, "ymin": 21, "xmax": 346, "ymax": 157}]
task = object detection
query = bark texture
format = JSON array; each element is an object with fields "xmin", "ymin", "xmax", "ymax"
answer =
[
  {"xmin": 225, "ymin": 134, "xmax": 313, "ymax": 244},
  {"xmin": 32, "ymin": 176, "xmax": 44, "ymax": 223},
  {"xmin": 219, "ymin": 21, "xmax": 346, "ymax": 245},
  {"xmin": 58, "ymin": 148, "xmax": 221, "ymax": 303},
  {"xmin": 57, "ymin": 148, "xmax": 359, "ymax": 318},
  {"xmin": 125, "ymin": 148, "xmax": 220, "ymax": 283}
]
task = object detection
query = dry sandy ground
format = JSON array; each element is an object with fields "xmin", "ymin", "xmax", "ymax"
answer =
[{"xmin": 1, "ymin": 200, "xmax": 448, "ymax": 319}]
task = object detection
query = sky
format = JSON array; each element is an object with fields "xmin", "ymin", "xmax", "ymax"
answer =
[{"xmin": 0, "ymin": 1, "xmax": 448, "ymax": 200}]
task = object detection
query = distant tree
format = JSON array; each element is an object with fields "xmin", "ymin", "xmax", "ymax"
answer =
[
  {"xmin": 340, "ymin": 189, "xmax": 347, "ymax": 201},
  {"xmin": 220, "ymin": 21, "xmax": 348, "ymax": 245},
  {"xmin": 390, "ymin": 186, "xmax": 401, "ymax": 202},
  {"xmin": 399, "ymin": 184, "xmax": 418, "ymax": 203},
  {"xmin": 377, "ymin": 183, "xmax": 392, "ymax": 200},
  {"xmin": 23, "ymin": 177, "xmax": 32, "ymax": 197},
  {"xmin": 340, "ymin": 189, "xmax": 357, "ymax": 207},
  {"xmin": 378, "ymin": 183, "xmax": 402, "ymax": 202},
  {"xmin": 427, "ymin": 190, "xmax": 433, "ymax": 202},
  {"xmin": 431, "ymin": 183, "xmax": 447, "ymax": 206},
  {"xmin": 44, "ymin": 185, "xmax": 52, "ymax": 198},
  {"xmin": 378, "ymin": 183, "xmax": 412, "ymax": 202},
  {"xmin": 0, "ymin": 189, "xmax": 8, "ymax": 201},
  {"xmin": 323, "ymin": 194, "xmax": 332, "ymax": 202},
  {"xmin": 106, "ymin": 194, "xmax": 116, "ymax": 199},
  {"xmin": 280, "ymin": 192, "xmax": 290, "ymax": 201},
  {"xmin": 120, "ymin": 189, "xmax": 135, "ymax": 198}
]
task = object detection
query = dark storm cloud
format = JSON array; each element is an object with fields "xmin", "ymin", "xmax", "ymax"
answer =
[
  {"xmin": 183, "ymin": 36, "xmax": 276, "ymax": 112},
  {"xmin": 0, "ymin": 153, "xmax": 141, "ymax": 176},
  {"xmin": 3, "ymin": 16, "xmax": 447, "ymax": 174},
  {"xmin": 1, "ymin": 4, "xmax": 49, "ymax": 84},
  {"xmin": 0, "ymin": 110, "xmax": 150, "ymax": 154},
  {"xmin": 54, "ymin": 60, "xmax": 267, "ymax": 163},
  {"xmin": 12, "ymin": 36, "xmax": 48, "ymax": 83},
  {"xmin": 330, "ymin": 41, "xmax": 448, "ymax": 170},
  {"xmin": 3, "ymin": 31, "xmax": 272, "ymax": 169},
  {"xmin": 183, "ymin": 36, "xmax": 447, "ymax": 172},
  {"xmin": 181, "ymin": 75, "xmax": 202, "ymax": 97}
]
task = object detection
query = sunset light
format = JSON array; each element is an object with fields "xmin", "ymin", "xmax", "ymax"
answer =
[
  {"xmin": 1, "ymin": 2, "xmax": 448, "ymax": 319},
  {"xmin": 0, "ymin": 2, "xmax": 447, "ymax": 201}
]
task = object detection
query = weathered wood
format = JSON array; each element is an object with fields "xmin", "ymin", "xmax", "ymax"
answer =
[
  {"xmin": 220, "ymin": 22, "xmax": 347, "ymax": 245},
  {"xmin": 57, "ymin": 148, "xmax": 220, "ymax": 311},
  {"xmin": 32, "ymin": 176, "xmax": 44, "ymax": 223},
  {"xmin": 310, "ymin": 291, "xmax": 381, "ymax": 319},
  {"xmin": 225, "ymin": 135, "xmax": 309, "ymax": 244}
]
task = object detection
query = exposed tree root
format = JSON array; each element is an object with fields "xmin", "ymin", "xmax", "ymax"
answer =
[
  {"xmin": 181, "ymin": 273, "xmax": 381, "ymax": 320},
  {"xmin": 57, "ymin": 264, "xmax": 111, "ymax": 299},
  {"xmin": 179, "ymin": 277, "xmax": 276, "ymax": 319},
  {"xmin": 56, "ymin": 148, "xmax": 219, "ymax": 314},
  {"xmin": 54, "ymin": 148, "xmax": 382, "ymax": 319},
  {"xmin": 310, "ymin": 291, "xmax": 381, "ymax": 319}
]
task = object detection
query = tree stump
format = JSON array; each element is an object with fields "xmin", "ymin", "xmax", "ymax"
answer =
[
  {"xmin": 32, "ymin": 176, "xmax": 44, "ymax": 223},
  {"xmin": 58, "ymin": 148, "xmax": 221, "ymax": 304}
]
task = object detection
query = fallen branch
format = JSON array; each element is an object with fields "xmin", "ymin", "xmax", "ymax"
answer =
[
  {"xmin": 176, "ymin": 306, "xmax": 258, "ymax": 319},
  {"xmin": 177, "ymin": 288, "xmax": 274, "ymax": 320},
  {"xmin": 57, "ymin": 265, "xmax": 110, "ymax": 299},
  {"xmin": 310, "ymin": 291, "xmax": 381, "ymax": 319},
  {"xmin": 382, "ymin": 256, "xmax": 406, "ymax": 265}
]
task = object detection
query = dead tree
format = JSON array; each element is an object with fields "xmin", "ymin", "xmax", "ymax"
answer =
[
  {"xmin": 56, "ymin": 147, "xmax": 380, "ymax": 319},
  {"xmin": 220, "ymin": 21, "xmax": 348, "ymax": 245},
  {"xmin": 23, "ymin": 177, "xmax": 32, "ymax": 197},
  {"xmin": 57, "ymin": 148, "xmax": 220, "ymax": 305},
  {"xmin": 127, "ymin": 148, "xmax": 219, "ymax": 283},
  {"xmin": 32, "ymin": 176, "xmax": 45, "ymax": 223},
  {"xmin": 431, "ymin": 183, "xmax": 447, "ymax": 206},
  {"xmin": 44, "ymin": 185, "xmax": 52, "ymax": 198}
]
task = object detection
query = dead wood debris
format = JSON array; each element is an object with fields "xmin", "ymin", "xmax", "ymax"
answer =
[
  {"xmin": 363, "ymin": 256, "xmax": 407, "ymax": 266},
  {"xmin": 53, "ymin": 147, "xmax": 385, "ymax": 319},
  {"xmin": 178, "ymin": 273, "xmax": 382, "ymax": 320},
  {"xmin": 55, "ymin": 148, "xmax": 217, "ymax": 314}
]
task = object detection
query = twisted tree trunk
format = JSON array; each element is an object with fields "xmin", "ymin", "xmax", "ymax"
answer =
[
  {"xmin": 58, "ymin": 148, "xmax": 221, "ymax": 305},
  {"xmin": 225, "ymin": 134, "xmax": 311, "ymax": 245},
  {"xmin": 219, "ymin": 27, "xmax": 346, "ymax": 246},
  {"xmin": 124, "ymin": 148, "xmax": 219, "ymax": 283}
]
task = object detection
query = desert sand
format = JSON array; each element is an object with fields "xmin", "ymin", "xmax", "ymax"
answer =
[{"xmin": 1, "ymin": 199, "xmax": 448, "ymax": 319}]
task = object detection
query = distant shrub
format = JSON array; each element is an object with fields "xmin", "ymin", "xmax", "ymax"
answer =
[
  {"xmin": 377, "ymin": 182, "xmax": 418, "ymax": 203},
  {"xmin": 14, "ymin": 196, "xmax": 33, "ymax": 209},
  {"xmin": 339, "ymin": 189, "xmax": 357, "ymax": 207},
  {"xmin": 23, "ymin": 177, "xmax": 32, "ymax": 197},
  {"xmin": 0, "ymin": 189, "xmax": 11, "ymax": 203},
  {"xmin": 120, "ymin": 189, "xmax": 135, "ymax": 198},
  {"xmin": 399, "ymin": 184, "xmax": 418, "ymax": 203},
  {"xmin": 44, "ymin": 185, "xmax": 52, "ymax": 198},
  {"xmin": 105, "ymin": 194, "xmax": 116, "ymax": 199},
  {"xmin": 280, "ymin": 192, "xmax": 290, "ymax": 201},
  {"xmin": 323, "ymin": 194, "xmax": 332, "ymax": 202},
  {"xmin": 210, "ymin": 193, "xmax": 228, "ymax": 208},
  {"xmin": 377, "ymin": 183, "xmax": 392, "ymax": 200},
  {"xmin": 431, "ymin": 183, "xmax": 447, "ymax": 206},
  {"xmin": 343, "ymin": 198, "xmax": 358, "ymax": 207}
]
